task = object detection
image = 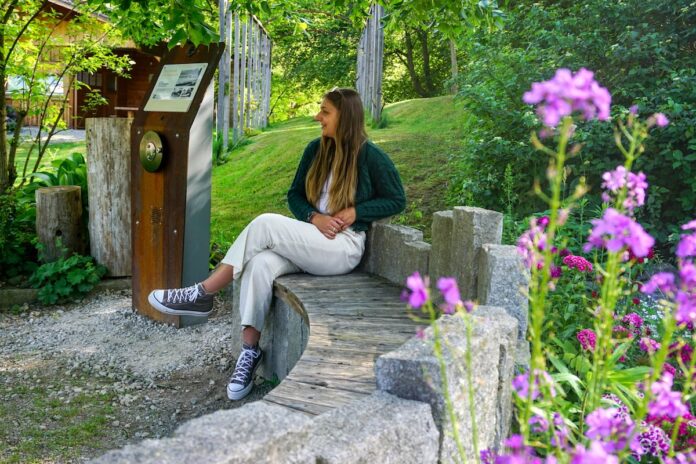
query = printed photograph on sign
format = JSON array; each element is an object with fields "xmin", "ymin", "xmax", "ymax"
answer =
[{"xmin": 143, "ymin": 63, "xmax": 208, "ymax": 112}]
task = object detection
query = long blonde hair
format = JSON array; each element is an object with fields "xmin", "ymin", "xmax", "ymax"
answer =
[{"xmin": 305, "ymin": 88, "xmax": 367, "ymax": 214}]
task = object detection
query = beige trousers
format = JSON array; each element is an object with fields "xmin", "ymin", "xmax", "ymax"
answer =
[{"xmin": 221, "ymin": 213, "xmax": 366, "ymax": 331}]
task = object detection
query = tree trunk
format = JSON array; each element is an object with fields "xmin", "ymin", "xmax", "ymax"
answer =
[
  {"xmin": 416, "ymin": 28, "xmax": 435, "ymax": 96},
  {"xmin": 449, "ymin": 38, "xmax": 458, "ymax": 94},
  {"xmin": 403, "ymin": 30, "xmax": 427, "ymax": 97},
  {"xmin": 85, "ymin": 118, "xmax": 132, "ymax": 276},
  {"xmin": 36, "ymin": 186, "xmax": 85, "ymax": 262}
]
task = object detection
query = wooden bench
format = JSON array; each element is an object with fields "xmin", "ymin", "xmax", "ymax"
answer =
[{"xmin": 259, "ymin": 271, "xmax": 419, "ymax": 416}]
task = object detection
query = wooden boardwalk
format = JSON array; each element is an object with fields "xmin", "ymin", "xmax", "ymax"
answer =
[{"xmin": 261, "ymin": 272, "xmax": 418, "ymax": 416}]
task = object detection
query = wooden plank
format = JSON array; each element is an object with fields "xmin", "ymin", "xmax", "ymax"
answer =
[
  {"xmin": 266, "ymin": 379, "xmax": 369, "ymax": 408},
  {"xmin": 285, "ymin": 374, "xmax": 375, "ymax": 394},
  {"xmin": 261, "ymin": 397, "xmax": 331, "ymax": 416}
]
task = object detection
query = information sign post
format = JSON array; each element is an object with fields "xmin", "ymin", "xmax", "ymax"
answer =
[{"xmin": 131, "ymin": 43, "xmax": 224, "ymax": 327}]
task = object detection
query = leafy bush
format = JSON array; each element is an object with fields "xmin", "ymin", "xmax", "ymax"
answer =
[
  {"xmin": 0, "ymin": 192, "xmax": 38, "ymax": 281},
  {"xmin": 450, "ymin": 0, "xmax": 696, "ymax": 254},
  {"xmin": 24, "ymin": 152, "xmax": 89, "ymax": 212},
  {"xmin": 28, "ymin": 253, "xmax": 107, "ymax": 305}
]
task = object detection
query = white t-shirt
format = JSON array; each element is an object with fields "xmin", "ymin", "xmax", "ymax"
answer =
[{"xmin": 317, "ymin": 173, "xmax": 333, "ymax": 214}]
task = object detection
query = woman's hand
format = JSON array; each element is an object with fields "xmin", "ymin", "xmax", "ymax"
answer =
[
  {"xmin": 334, "ymin": 207, "xmax": 356, "ymax": 231},
  {"xmin": 311, "ymin": 213, "xmax": 345, "ymax": 240}
]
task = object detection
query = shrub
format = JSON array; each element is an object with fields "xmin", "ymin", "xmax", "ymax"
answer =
[
  {"xmin": 28, "ymin": 252, "xmax": 107, "ymax": 305},
  {"xmin": 450, "ymin": 0, "xmax": 696, "ymax": 254},
  {"xmin": 0, "ymin": 191, "xmax": 38, "ymax": 281}
]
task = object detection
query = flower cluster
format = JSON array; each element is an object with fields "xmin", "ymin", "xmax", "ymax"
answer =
[
  {"xmin": 585, "ymin": 407, "xmax": 639, "ymax": 454},
  {"xmin": 641, "ymin": 219, "xmax": 696, "ymax": 327},
  {"xmin": 404, "ymin": 272, "xmax": 429, "ymax": 309},
  {"xmin": 517, "ymin": 216, "xmax": 549, "ymax": 269},
  {"xmin": 636, "ymin": 423, "xmax": 671, "ymax": 458},
  {"xmin": 562, "ymin": 254, "xmax": 593, "ymax": 272},
  {"xmin": 622, "ymin": 312, "xmax": 644, "ymax": 333},
  {"xmin": 648, "ymin": 372, "xmax": 689, "ymax": 419},
  {"xmin": 577, "ymin": 328, "xmax": 597, "ymax": 351},
  {"xmin": 403, "ymin": 273, "xmax": 475, "ymax": 339},
  {"xmin": 601, "ymin": 166, "xmax": 648, "ymax": 213},
  {"xmin": 584, "ymin": 208, "xmax": 655, "ymax": 258},
  {"xmin": 523, "ymin": 68, "xmax": 611, "ymax": 127},
  {"xmin": 512, "ymin": 369, "xmax": 556, "ymax": 401}
]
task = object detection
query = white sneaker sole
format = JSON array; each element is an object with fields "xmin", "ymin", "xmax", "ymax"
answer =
[
  {"xmin": 147, "ymin": 291, "xmax": 213, "ymax": 317},
  {"xmin": 227, "ymin": 382, "xmax": 253, "ymax": 401}
]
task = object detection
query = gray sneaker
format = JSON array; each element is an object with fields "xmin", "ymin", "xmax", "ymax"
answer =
[
  {"xmin": 148, "ymin": 283, "xmax": 214, "ymax": 317},
  {"xmin": 227, "ymin": 344, "xmax": 262, "ymax": 400}
]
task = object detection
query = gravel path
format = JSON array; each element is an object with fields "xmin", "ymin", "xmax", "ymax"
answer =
[
  {"xmin": 0, "ymin": 288, "xmax": 271, "ymax": 462},
  {"xmin": 1, "ymin": 290, "xmax": 238, "ymax": 382}
]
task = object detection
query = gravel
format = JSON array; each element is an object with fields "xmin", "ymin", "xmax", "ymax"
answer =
[
  {"xmin": 0, "ymin": 289, "xmax": 239, "ymax": 383},
  {"xmin": 0, "ymin": 288, "xmax": 271, "ymax": 462}
]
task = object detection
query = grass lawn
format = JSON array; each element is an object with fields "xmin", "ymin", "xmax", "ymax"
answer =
[
  {"xmin": 11, "ymin": 141, "xmax": 86, "ymax": 186},
  {"xmin": 211, "ymin": 95, "xmax": 473, "ymax": 247}
]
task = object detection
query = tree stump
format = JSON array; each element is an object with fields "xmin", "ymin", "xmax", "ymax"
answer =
[
  {"xmin": 36, "ymin": 186, "xmax": 84, "ymax": 262},
  {"xmin": 86, "ymin": 117, "xmax": 132, "ymax": 276}
]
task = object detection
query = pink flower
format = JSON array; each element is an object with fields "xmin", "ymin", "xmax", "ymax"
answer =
[
  {"xmin": 551, "ymin": 265, "xmax": 562, "ymax": 278},
  {"xmin": 512, "ymin": 370, "xmax": 556, "ymax": 400},
  {"xmin": 405, "ymin": 272, "xmax": 429, "ymax": 309},
  {"xmin": 584, "ymin": 208, "xmax": 654, "ymax": 258},
  {"xmin": 648, "ymin": 372, "xmax": 688, "ymax": 419},
  {"xmin": 577, "ymin": 329, "xmax": 597, "ymax": 351},
  {"xmin": 517, "ymin": 217, "xmax": 548, "ymax": 269},
  {"xmin": 523, "ymin": 68, "xmax": 612, "ymax": 127},
  {"xmin": 437, "ymin": 277, "xmax": 462, "ymax": 314},
  {"xmin": 600, "ymin": 166, "xmax": 648, "ymax": 213},
  {"xmin": 662, "ymin": 363, "xmax": 676, "ymax": 377},
  {"xmin": 641, "ymin": 272, "xmax": 676, "ymax": 294},
  {"xmin": 563, "ymin": 255, "xmax": 594, "ymax": 272},
  {"xmin": 636, "ymin": 423, "xmax": 671, "ymax": 457},
  {"xmin": 570, "ymin": 441, "xmax": 619, "ymax": 464},
  {"xmin": 639, "ymin": 337, "xmax": 660, "ymax": 353},
  {"xmin": 654, "ymin": 113, "xmax": 669, "ymax": 127},
  {"xmin": 675, "ymin": 291, "xmax": 696, "ymax": 327},
  {"xmin": 676, "ymin": 231, "xmax": 696, "ymax": 259},
  {"xmin": 585, "ymin": 407, "xmax": 637, "ymax": 454},
  {"xmin": 622, "ymin": 312, "xmax": 643, "ymax": 331}
]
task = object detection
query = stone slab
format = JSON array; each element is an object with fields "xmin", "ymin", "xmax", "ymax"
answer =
[
  {"xmin": 376, "ymin": 308, "xmax": 517, "ymax": 462},
  {"xmin": 89, "ymin": 402, "xmax": 314, "ymax": 464},
  {"xmin": 429, "ymin": 210, "xmax": 454, "ymax": 281},
  {"xmin": 451, "ymin": 207, "xmax": 503, "ymax": 301},
  {"xmin": 477, "ymin": 244, "xmax": 529, "ymax": 340},
  {"xmin": 307, "ymin": 391, "xmax": 439, "ymax": 463}
]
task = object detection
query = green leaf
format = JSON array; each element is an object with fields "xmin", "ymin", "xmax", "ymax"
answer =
[
  {"xmin": 168, "ymin": 29, "xmax": 188, "ymax": 49},
  {"xmin": 67, "ymin": 268, "xmax": 85, "ymax": 285}
]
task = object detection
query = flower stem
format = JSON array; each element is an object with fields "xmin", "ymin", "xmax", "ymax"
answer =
[{"xmin": 432, "ymin": 307, "xmax": 467, "ymax": 462}]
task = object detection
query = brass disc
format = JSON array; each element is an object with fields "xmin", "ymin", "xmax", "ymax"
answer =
[{"xmin": 139, "ymin": 131, "xmax": 164, "ymax": 172}]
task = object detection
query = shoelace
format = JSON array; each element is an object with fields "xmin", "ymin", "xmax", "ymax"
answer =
[
  {"xmin": 167, "ymin": 285, "xmax": 200, "ymax": 304},
  {"xmin": 230, "ymin": 349, "xmax": 259, "ymax": 384}
]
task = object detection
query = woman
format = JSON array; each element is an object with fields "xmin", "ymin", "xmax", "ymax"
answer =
[{"xmin": 148, "ymin": 87, "xmax": 406, "ymax": 400}]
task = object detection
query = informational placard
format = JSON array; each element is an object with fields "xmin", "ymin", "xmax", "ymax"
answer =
[{"xmin": 143, "ymin": 63, "xmax": 208, "ymax": 113}]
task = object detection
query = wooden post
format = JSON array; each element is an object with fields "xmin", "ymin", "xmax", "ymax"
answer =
[
  {"xmin": 239, "ymin": 19, "xmax": 247, "ymax": 136},
  {"xmin": 245, "ymin": 17, "xmax": 253, "ymax": 130},
  {"xmin": 356, "ymin": 4, "xmax": 384, "ymax": 123},
  {"xmin": 217, "ymin": 0, "xmax": 231, "ymax": 150},
  {"xmin": 85, "ymin": 117, "xmax": 132, "ymax": 276},
  {"xmin": 232, "ymin": 12, "xmax": 240, "ymax": 143},
  {"xmin": 36, "ymin": 186, "xmax": 84, "ymax": 262}
]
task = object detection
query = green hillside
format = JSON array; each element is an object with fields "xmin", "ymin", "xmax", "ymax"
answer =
[{"xmin": 210, "ymin": 95, "xmax": 473, "ymax": 247}]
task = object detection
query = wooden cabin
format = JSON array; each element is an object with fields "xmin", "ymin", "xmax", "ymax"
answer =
[{"xmin": 6, "ymin": 0, "xmax": 160, "ymax": 130}]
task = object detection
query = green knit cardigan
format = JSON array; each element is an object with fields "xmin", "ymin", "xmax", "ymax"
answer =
[{"xmin": 287, "ymin": 138, "xmax": 406, "ymax": 232}]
